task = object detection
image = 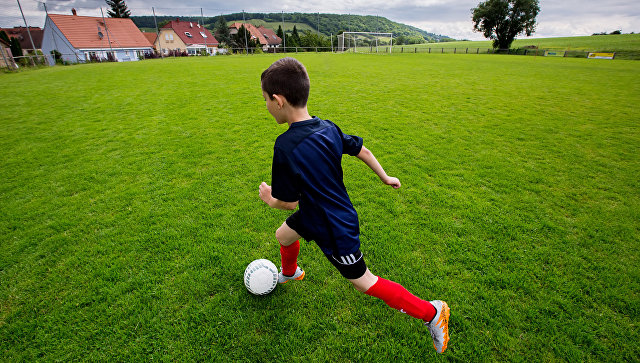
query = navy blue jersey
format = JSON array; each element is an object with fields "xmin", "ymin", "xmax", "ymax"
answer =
[{"xmin": 271, "ymin": 117, "xmax": 363, "ymax": 255}]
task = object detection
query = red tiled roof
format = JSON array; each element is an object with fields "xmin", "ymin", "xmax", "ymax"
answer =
[
  {"xmin": 142, "ymin": 32, "xmax": 157, "ymax": 46},
  {"xmin": 48, "ymin": 14, "xmax": 152, "ymax": 49},
  {"xmin": 162, "ymin": 19, "xmax": 218, "ymax": 47},
  {"xmin": 229, "ymin": 23, "xmax": 281, "ymax": 46},
  {"xmin": 257, "ymin": 26, "xmax": 282, "ymax": 45}
]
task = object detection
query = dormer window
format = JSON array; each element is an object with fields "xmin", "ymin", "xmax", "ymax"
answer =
[{"xmin": 185, "ymin": 32, "xmax": 193, "ymax": 37}]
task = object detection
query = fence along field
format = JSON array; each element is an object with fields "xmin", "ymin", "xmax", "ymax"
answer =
[
  {"xmin": 388, "ymin": 33, "xmax": 640, "ymax": 60},
  {"xmin": 3, "ymin": 30, "xmax": 639, "ymax": 70},
  {"xmin": 1, "ymin": 54, "xmax": 639, "ymax": 360}
]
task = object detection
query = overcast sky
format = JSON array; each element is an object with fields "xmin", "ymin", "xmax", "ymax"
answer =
[{"xmin": 1, "ymin": 0, "xmax": 638, "ymax": 40}]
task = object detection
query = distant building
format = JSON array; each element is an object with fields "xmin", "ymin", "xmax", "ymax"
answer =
[
  {"xmin": 161, "ymin": 19, "xmax": 219, "ymax": 55},
  {"xmin": 229, "ymin": 23, "xmax": 282, "ymax": 51},
  {"xmin": 0, "ymin": 37, "xmax": 17, "ymax": 69},
  {"xmin": 41, "ymin": 9, "xmax": 153, "ymax": 65},
  {"xmin": 142, "ymin": 32, "xmax": 158, "ymax": 51},
  {"xmin": 155, "ymin": 27, "xmax": 188, "ymax": 56},
  {"xmin": 0, "ymin": 26, "xmax": 44, "ymax": 54}
]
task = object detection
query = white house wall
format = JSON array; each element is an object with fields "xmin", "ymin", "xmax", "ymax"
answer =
[
  {"xmin": 41, "ymin": 16, "xmax": 81, "ymax": 65},
  {"xmin": 78, "ymin": 48, "xmax": 152, "ymax": 62},
  {"xmin": 41, "ymin": 16, "xmax": 153, "ymax": 65}
]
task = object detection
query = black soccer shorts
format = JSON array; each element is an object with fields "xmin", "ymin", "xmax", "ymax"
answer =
[
  {"xmin": 286, "ymin": 211, "xmax": 367, "ymax": 279},
  {"xmin": 324, "ymin": 250, "xmax": 367, "ymax": 280}
]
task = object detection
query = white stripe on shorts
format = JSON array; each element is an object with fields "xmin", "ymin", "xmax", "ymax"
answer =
[{"xmin": 333, "ymin": 252, "xmax": 363, "ymax": 266}]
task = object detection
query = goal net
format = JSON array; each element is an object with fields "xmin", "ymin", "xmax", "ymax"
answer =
[{"xmin": 337, "ymin": 32, "xmax": 394, "ymax": 53}]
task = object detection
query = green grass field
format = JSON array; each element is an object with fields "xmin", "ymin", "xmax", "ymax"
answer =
[
  {"xmin": 400, "ymin": 33, "xmax": 640, "ymax": 51},
  {"xmin": 1, "ymin": 54, "xmax": 639, "ymax": 361}
]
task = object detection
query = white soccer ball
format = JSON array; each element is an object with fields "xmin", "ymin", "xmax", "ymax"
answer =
[{"xmin": 244, "ymin": 259, "xmax": 278, "ymax": 295}]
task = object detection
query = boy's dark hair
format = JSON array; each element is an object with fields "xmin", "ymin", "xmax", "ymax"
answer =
[{"xmin": 261, "ymin": 57, "xmax": 310, "ymax": 108}]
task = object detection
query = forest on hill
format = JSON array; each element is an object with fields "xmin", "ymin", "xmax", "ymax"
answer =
[{"xmin": 131, "ymin": 12, "xmax": 454, "ymax": 44}]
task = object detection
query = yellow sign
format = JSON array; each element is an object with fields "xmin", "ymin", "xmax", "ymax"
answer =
[
  {"xmin": 588, "ymin": 52, "xmax": 615, "ymax": 59},
  {"xmin": 545, "ymin": 50, "xmax": 565, "ymax": 57}
]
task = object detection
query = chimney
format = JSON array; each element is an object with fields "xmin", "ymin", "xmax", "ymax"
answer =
[{"xmin": 71, "ymin": 8, "xmax": 77, "ymax": 16}]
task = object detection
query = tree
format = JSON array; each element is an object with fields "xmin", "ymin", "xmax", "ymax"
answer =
[
  {"xmin": 299, "ymin": 31, "xmax": 330, "ymax": 49},
  {"xmin": 291, "ymin": 25, "xmax": 300, "ymax": 47},
  {"xmin": 9, "ymin": 37, "xmax": 23, "ymax": 60},
  {"xmin": 471, "ymin": 0, "xmax": 540, "ymax": 49},
  {"xmin": 0, "ymin": 30, "xmax": 9, "ymax": 44},
  {"xmin": 276, "ymin": 25, "xmax": 283, "ymax": 43},
  {"xmin": 106, "ymin": 0, "xmax": 131, "ymax": 18},
  {"xmin": 214, "ymin": 16, "xmax": 231, "ymax": 45},
  {"xmin": 233, "ymin": 25, "xmax": 257, "ymax": 51}
]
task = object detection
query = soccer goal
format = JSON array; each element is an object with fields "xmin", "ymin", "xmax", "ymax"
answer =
[{"xmin": 337, "ymin": 32, "xmax": 394, "ymax": 53}]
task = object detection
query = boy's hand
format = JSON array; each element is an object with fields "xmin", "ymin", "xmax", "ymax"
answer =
[
  {"xmin": 259, "ymin": 182, "xmax": 273, "ymax": 204},
  {"xmin": 382, "ymin": 176, "xmax": 401, "ymax": 189}
]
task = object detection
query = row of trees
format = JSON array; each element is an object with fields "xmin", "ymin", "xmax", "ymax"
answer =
[
  {"xmin": 130, "ymin": 14, "xmax": 453, "ymax": 44},
  {"xmin": 118, "ymin": 0, "xmax": 541, "ymax": 51},
  {"xmin": 211, "ymin": 16, "xmax": 331, "ymax": 50}
]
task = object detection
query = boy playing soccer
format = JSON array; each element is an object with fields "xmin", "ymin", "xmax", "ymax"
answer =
[{"xmin": 258, "ymin": 57, "xmax": 450, "ymax": 353}]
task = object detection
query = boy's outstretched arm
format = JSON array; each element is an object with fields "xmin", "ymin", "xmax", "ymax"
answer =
[
  {"xmin": 259, "ymin": 182, "xmax": 299, "ymax": 210},
  {"xmin": 356, "ymin": 146, "xmax": 401, "ymax": 189}
]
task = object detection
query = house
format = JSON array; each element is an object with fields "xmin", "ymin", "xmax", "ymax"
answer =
[
  {"xmin": 155, "ymin": 27, "xmax": 188, "ymax": 56},
  {"xmin": 0, "ymin": 26, "xmax": 44, "ymax": 54},
  {"xmin": 41, "ymin": 9, "xmax": 153, "ymax": 65},
  {"xmin": 229, "ymin": 23, "xmax": 281, "ymax": 51},
  {"xmin": 161, "ymin": 19, "xmax": 218, "ymax": 55},
  {"xmin": 0, "ymin": 37, "xmax": 17, "ymax": 69},
  {"xmin": 141, "ymin": 32, "xmax": 158, "ymax": 51}
]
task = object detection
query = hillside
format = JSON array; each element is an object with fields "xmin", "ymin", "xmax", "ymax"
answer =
[{"xmin": 131, "ymin": 13, "xmax": 453, "ymax": 43}]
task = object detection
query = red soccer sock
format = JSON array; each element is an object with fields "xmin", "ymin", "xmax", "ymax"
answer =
[
  {"xmin": 365, "ymin": 277, "xmax": 436, "ymax": 322},
  {"xmin": 280, "ymin": 240, "xmax": 300, "ymax": 276}
]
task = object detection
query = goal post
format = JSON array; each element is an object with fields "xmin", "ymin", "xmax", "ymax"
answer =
[{"xmin": 337, "ymin": 32, "xmax": 394, "ymax": 53}]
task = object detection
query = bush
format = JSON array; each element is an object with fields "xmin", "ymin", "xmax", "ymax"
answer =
[{"xmin": 51, "ymin": 50, "xmax": 62, "ymax": 64}]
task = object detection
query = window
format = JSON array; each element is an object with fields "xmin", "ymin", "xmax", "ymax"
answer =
[
  {"xmin": 185, "ymin": 32, "xmax": 192, "ymax": 37},
  {"xmin": 200, "ymin": 32, "xmax": 207, "ymax": 38},
  {"xmin": 170, "ymin": 34, "xmax": 174, "ymax": 40},
  {"xmin": 165, "ymin": 34, "xmax": 170, "ymax": 41}
]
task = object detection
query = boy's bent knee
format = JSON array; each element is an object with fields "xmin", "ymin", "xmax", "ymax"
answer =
[
  {"xmin": 351, "ymin": 281, "xmax": 370, "ymax": 293},
  {"xmin": 349, "ymin": 269, "xmax": 378, "ymax": 293},
  {"xmin": 276, "ymin": 222, "xmax": 300, "ymax": 246}
]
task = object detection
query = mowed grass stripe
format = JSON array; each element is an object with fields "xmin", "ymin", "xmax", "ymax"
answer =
[
  {"xmin": 1, "ymin": 54, "xmax": 639, "ymax": 361},
  {"xmin": 394, "ymin": 33, "xmax": 640, "ymax": 51}
]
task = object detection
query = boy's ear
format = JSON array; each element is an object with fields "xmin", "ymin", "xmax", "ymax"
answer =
[{"xmin": 272, "ymin": 94, "xmax": 286, "ymax": 108}]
